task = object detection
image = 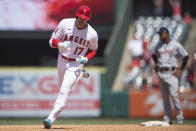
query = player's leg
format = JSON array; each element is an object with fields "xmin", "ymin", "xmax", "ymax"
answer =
[
  {"xmin": 158, "ymin": 77, "xmax": 172, "ymax": 123},
  {"xmin": 43, "ymin": 61, "xmax": 66, "ymax": 129},
  {"xmin": 57, "ymin": 59, "xmax": 66, "ymax": 86},
  {"xmin": 167, "ymin": 75, "xmax": 184, "ymax": 124},
  {"xmin": 47, "ymin": 67, "xmax": 82, "ymax": 125}
]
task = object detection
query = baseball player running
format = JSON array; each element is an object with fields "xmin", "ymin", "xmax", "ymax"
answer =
[
  {"xmin": 43, "ymin": 5, "xmax": 98, "ymax": 129},
  {"xmin": 152, "ymin": 27, "xmax": 189, "ymax": 124}
]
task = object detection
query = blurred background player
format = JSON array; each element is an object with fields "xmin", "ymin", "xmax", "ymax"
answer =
[
  {"xmin": 43, "ymin": 5, "xmax": 98, "ymax": 129},
  {"xmin": 152, "ymin": 27, "xmax": 189, "ymax": 124}
]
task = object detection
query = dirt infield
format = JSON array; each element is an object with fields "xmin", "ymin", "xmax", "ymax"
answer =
[{"xmin": 0, "ymin": 125, "xmax": 195, "ymax": 131}]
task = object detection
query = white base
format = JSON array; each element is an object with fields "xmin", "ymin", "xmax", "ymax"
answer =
[{"xmin": 140, "ymin": 121, "xmax": 170, "ymax": 127}]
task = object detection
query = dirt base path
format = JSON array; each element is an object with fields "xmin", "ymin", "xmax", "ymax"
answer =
[{"xmin": 0, "ymin": 125, "xmax": 195, "ymax": 131}]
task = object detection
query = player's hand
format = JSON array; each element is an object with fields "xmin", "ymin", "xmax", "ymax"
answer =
[
  {"xmin": 172, "ymin": 68, "xmax": 182, "ymax": 77},
  {"xmin": 58, "ymin": 41, "xmax": 70, "ymax": 50},
  {"xmin": 76, "ymin": 55, "xmax": 88, "ymax": 64}
]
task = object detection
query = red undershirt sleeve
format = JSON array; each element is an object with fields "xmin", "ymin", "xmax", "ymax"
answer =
[
  {"xmin": 51, "ymin": 38, "xmax": 60, "ymax": 48},
  {"xmin": 86, "ymin": 50, "xmax": 97, "ymax": 60}
]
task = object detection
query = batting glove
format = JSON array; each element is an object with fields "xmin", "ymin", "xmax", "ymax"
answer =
[
  {"xmin": 76, "ymin": 55, "xmax": 88, "ymax": 64},
  {"xmin": 58, "ymin": 41, "xmax": 70, "ymax": 50}
]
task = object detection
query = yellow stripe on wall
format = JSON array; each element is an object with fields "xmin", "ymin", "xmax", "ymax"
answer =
[{"xmin": 0, "ymin": 66, "xmax": 106, "ymax": 73}]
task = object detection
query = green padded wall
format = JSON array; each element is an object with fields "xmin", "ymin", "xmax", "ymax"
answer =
[
  {"xmin": 104, "ymin": 0, "xmax": 133, "ymax": 89},
  {"xmin": 102, "ymin": 92, "xmax": 129, "ymax": 117}
]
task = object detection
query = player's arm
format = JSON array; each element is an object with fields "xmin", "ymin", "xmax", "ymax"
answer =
[
  {"xmin": 152, "ymin": 54, "xmax": 159, "ymax": 73},
  {"xmin": 49, "ymin": 20, "xmax": 69, "ymax": 49},
  {"xmin": 86, "ymin": 50, "xmax": 97, "ymax": 60},
  {"xmin": 151, "ymin": 44, "xmax": 159, "ymax": 72},
  {"xmin": 173, "ymin": 43, "xmax": 189, "ymax": 76},
  {"xmin": 152, "ymin": 54, "xmax": 158, "ymax": 65},
  {"xmin": 49, "ymin": 21, "xmax": 63, "ymax": 48},
  {"xmin": 76, "ymin": 50, "xmax": 97, "ymax": 64},
  {"xmin": 76, "ymin": 32, "xmax": 98, "ymax": 64},
  {"xmin": 87, "ymin": 32, "xmax": 98, "ymax": 61},
  {"xmin": 173, "ymin": 55, "xmax": 189, "ymax": 77},
  {"xmin": 49, "ymin": 38, "xmax": 60, "ymax": 48},
  {"xmin": 176, "ymin": 42, "xmax": 189, "ymax": 70},
  {"xmin": 181, "ymin": 55, "xmax": 189, "ymax": 70},
  {"xmin": 86, "ymin": 33, "xmax": 98, "ymax": 61}
]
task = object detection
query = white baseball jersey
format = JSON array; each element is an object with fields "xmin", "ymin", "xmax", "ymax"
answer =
[
  {"xmin": 47, "ymin": 18, "xmax": 98, "ymax": 124},
  {"xmin": 153, "ymin": 40, "xmax": 188, "ymax": 68},
  {"xmin": 50, "ymin": 18, "xmax": 98, "ymax": 59}
]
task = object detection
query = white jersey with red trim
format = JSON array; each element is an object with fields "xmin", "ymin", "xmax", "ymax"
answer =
[
  {"xmin": 45, "ymin": 7, "xmax": 99, "ymax": 127},
  {"xmin": 50, "ymin": 18, "xmax": 98, "ymax": 59}
]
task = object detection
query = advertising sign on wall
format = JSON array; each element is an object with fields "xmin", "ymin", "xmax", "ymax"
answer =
[
  {"xmin": 0, "ymin": 0, "xmax": 114, "ymax": 30},
  {"xmin": 129, "ymin": 90, "xmax": 196, "ymax": 118},
  {"xmin": 0, "ymin": 68, "xmax": 101, "ymax": 117}
]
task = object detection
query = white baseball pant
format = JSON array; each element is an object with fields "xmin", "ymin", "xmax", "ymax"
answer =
[{"xmin": 47, "ymin": 56, "xmax": 83, "ymax": 123}]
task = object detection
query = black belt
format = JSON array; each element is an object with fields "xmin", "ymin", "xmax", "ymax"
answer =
[{"xmin": 158, "ymin": 67, "xmax": 176, "ymax": 72}]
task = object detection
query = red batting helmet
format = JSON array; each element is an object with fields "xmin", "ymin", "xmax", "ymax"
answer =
[{"xmin": 76, "ymin": 5, "xmax": 91, "ymax": 21}]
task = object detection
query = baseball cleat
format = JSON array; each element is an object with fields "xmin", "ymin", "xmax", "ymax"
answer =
[
  {"xmin": 177, "ymin": 120, "xmax": 184, "ymax": 125},
  {"xmin": 163, "ymin": 120, "xmax": 173, "ymax": 125},
  {"xmin": 163, "ymin": 120, "xmax": 172, "ymax": 125},
  {"xmin": 176, "ymin": 115, "xmax": 184, "ymax": 125},
  {"xmin": 163, "ymin": 116, "xmax": 172, "ymax": 125},
  {"xmin": 43, "ymin": 118, "xmax": 52, "ymax": 129},
  {"xmin": 169, "ymin": 121, "xmax": 173, "ymax": 125}
]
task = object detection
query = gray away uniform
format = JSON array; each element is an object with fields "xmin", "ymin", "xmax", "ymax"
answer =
[{"xmin": 153, "ymin": 40, "xmax": 188, "ymax": 121}]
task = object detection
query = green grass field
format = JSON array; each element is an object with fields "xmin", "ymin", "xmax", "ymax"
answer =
[{"xmin": 0, "ymin": 118, "xmax": 195, "ymax": 125}]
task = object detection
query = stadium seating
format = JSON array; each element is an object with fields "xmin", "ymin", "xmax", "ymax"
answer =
[{"xmin": 134, "ymin": 16, "xmax": 189, "ymax": 49}]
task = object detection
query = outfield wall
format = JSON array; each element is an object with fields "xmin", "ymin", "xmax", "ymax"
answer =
[
  {"xmin": 102, "ymin": 91, "xmax": 196, "ymax": 118},
  {"xmin": 0, "ymin": 67, "xmax": 195, "ymax": 118},
  {"xmin": 0, "ymin": 67, "xmax": 105, "ymax": 117}
]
